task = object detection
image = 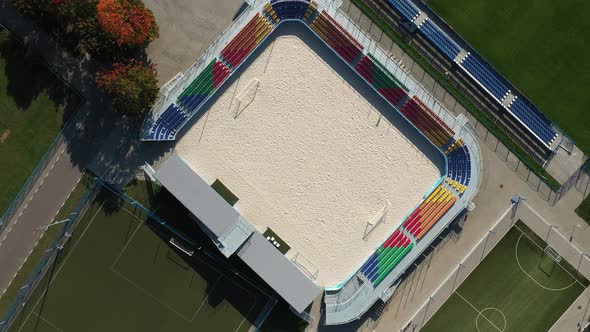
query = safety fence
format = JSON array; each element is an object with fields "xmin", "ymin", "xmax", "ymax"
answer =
[
  {"xmin": 1, "ymin": 178, "xmax": 279, "ymax": 331},
  {"xmin": 340, "ymin": 0, "xmax": 587, "ymax": 206},
  {"xmin": 401, "ymin": 199, "xmax": 590, "ymax": 331},
  {"xmin": 0, "ymin": 23, "xmax": 85, "ymax": 241},
  {"xmin": 0, "ymin": 177, "xmax": 100, "ymax": 332}
]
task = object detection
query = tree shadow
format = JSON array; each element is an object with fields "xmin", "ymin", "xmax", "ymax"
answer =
[{"xmin": 0, "ymin": 30, "xmax": 81, "ymax": 122}]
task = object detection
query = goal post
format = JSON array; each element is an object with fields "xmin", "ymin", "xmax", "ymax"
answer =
[
  {"xmin": 538, "ymin": 245, "xmax": 561, "ymax": 276},
  {"xmin": 363, "ymin": 201, "xmax": 391, "ymax": 240},
  {"xmin": 170, "ymin": 238, "xmax": 195, "ymax": 257}
]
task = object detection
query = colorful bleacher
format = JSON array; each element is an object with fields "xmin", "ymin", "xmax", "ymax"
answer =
[
  {"xmin": 399, "ymin": 96, "xmax": 454, "ymax": 147},
  {"xmin": 177, "ymin": 59, "xmax": 231, "ymax": 114},
  {"xmin": 509, "ymin": 98, "xmax": 557, "ymax": 146},
  {"xmin": 310, "ymin": 11, "xmax": 364, "ymax": 64},
  {"xmin": 360, "ymin": 230, "xmax": 414, "ymax": 287},
  {"xmin": 221, "ymin": 13, "xmax": 273, "ymax": 68},
  {"xmin": 356, "ymin": 54, "xmax": 408, "ymax": 106},
  {"xmin": 446, "ymin": 139, "xmax": 471, "ymax": 193},
  {"xmin": 403, "ymin": 185, "xmax": 457, "ymax": 239}
]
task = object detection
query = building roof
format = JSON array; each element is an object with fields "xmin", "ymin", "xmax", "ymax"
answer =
[
  {"xmin": 153, "ymin": 153, "xmax": 237, "ymax": 237},
  {"xmin": 237, "ymin": 232, "xmax": 322, "ymax": 313}
]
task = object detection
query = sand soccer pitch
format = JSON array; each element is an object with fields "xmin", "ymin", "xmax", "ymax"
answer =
[
  {"xmin": 175, "ymin": 22, "xmax": 443, "ymax": 287},
  {"xmin": 423, "ymin": 221, "xmax": 589, "ymax": 332},
  {"xmin": 6, "ymin": 188, "xmax": 272, "ymax": 332}
]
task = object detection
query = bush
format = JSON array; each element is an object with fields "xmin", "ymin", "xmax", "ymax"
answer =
[
  {"xmin": 97, "ymin": 0, "xmax": 159, "ymax": 48},
  {"xmin": 11, "ymin": 0, "xmax": 159, "ymax": 59},
  {"xmin": 96, "ymin": 60, "xmax": 159, "ymax": 115}
]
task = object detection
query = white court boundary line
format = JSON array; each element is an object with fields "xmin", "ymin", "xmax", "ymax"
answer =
[
  {"xmin": 455, "ymin": 292, "xmax": 503, "ymax": 332},
  {"xmin": 17, "ymin": 201, "xmax": 105, "ymax": 332},
  {"xmin": 514, "ymin": 233, "xmax": 577, "ymax": 292},
  {"xmin": 107, "ymin": 198, "xmax": 259, "ymax": 330},
  {"xmin": 475, "ymin": 307, "xmax": 506, "ymax": 332},
  {"xmin": 513, "ymin": 223, "xmax": 587, "ymax": 288}
]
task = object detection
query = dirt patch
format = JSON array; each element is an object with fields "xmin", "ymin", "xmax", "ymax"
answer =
[{"xmin": 0, "ymin": 129, "xmax": 10, "ymax": 143}]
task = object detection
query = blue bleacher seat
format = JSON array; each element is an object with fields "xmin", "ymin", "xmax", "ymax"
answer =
[
  {"xmin": 509, "ymin": 98, "xmax": 556, "ymax": 146},
  {"xmin": 461, "ymin": 54, "xmax": 510, "ymax": 101},
  {"xmin": 418, "ymin": 20, "xmax": 461, "ymax": 60}
]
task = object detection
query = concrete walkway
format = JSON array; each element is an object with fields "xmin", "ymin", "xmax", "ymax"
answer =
[{"xmin": 0, "ymin": 0, "xmax": 117, "ymax": 297}]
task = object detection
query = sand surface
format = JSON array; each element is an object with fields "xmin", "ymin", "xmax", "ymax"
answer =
[{"xmin": 176, "ymin": 34, "xmax": 439, "ymax": 286}]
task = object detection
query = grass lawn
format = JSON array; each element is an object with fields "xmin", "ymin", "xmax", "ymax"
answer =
[
  {"xmin": 0, "ymin": 29, "xmax": 81, "ymax": 217},
  {"xmin": 423, "ymin": 222, "xmax": 588, "ymax": 331},
  {"xmin": 576, "ymin": 195, "xmax": 590, "ymax": 225},
  {"xmin": 6, "ymin": 186, "xmax": 271, "ymax": 332},
  {"xmin": 424, "ymin": 0, "xmax": 590, "ymax": 153}
]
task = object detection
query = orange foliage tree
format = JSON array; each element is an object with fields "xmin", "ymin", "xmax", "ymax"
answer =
[
  {"xmin": 96, "ymin": 60, "xmax": 159, "ymax": 114},
  {"xmin": 97, "ymin": 0, "xmax": 159, "ymax": 47}
]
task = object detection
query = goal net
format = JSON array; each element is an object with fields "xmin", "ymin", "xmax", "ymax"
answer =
[
  {"xmin": 538, "ymin": 245, "xmax": 561, "ymax": 276},
  {"xmin": 170, "ymin": 238, "xmax": 195, "ymax": 257},
  {"xmin": 363, "ymin": 201, "xmax": 391, "ymax": 240}
]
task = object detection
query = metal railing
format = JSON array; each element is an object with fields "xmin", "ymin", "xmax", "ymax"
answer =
[{"xmin": 0, "ymin": 177, "xmax": 100, "ymax": 332}]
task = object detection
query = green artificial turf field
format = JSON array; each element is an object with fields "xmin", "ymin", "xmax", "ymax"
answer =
[
  {"xmin": 423, "ymin": 222, "xmax": 588, "ymax": 331},
  {"xmin": 0, "ymin": 29, "xmax": 80, "ymax": 216},
  {"xmin": 423, "ymin": 0, "xmax": 590, "ymax": 153},
  {"xmin": 6, "ymin": 189, "xmax": 271, "ymax": 332}
]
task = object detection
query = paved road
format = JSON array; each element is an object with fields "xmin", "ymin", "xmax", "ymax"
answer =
[
  {"xmin": 0, "ymin": 0, "xmax": 114, "ymax": 296},
  {"xmin": 0, "ymin": 0, "xmax": 244, "ymax": 299}
]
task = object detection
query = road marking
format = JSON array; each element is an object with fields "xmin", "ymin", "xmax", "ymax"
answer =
[{"xmin": 16, "ymin": 202, "xmax": 103, "ymax": 332}]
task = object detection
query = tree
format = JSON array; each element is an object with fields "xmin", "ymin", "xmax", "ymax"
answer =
[
  {"xmin": 96, "ymin": 60, "xmax": 159, "ymax": 115},
  {"xmin": 97, "ymin": 0, "xmax": 159, "ymax": 47}
]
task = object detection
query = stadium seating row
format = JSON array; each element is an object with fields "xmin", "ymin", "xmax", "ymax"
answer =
[
  {"xmin": 360, "ymin": 230, "xmax": 414, "ymax": 287},
  {"xmin": 509, "ymin": 98, "xmax": 557, "ymax": 146},
  {"xmin": 310, "ymin": 11, "xmax": 364, "ymax": 64},
  {"xmin": 355, "ymin": 54, "xmax": 408, "ymax": 106},
  {"xmin": 146, "ymin": 59, "xmax": 231, "ymax": 140},
  {"xmin": 387, "ymin": 0, "xmax": 420, "ymax": 21},
  {"xmin": 383, "ymin": 0, "xmax": 556, "ymax": 148},
  {"xmin": 177, "ymin": 59, "xmax": 231, "ymax": 114},
  {"xmin": 221, "ymin": 13, "xmax": 273, "ymax": 68},
  {"xmin": 399, "ymin": 96, "xmax": 454, "ymax": 147},
  {"xmin": 269, "ymin": 0, "xmax": 311, "ymax": 20},
  {"xmin": 146, "ymin": 103, "xmax": 188, "ymax": 140},
  {"xmin": 446, "ymin": 139, "xmax": 471, "ymax": 192},
  {"xmin": 418, "ymin": 20, "xmax": 461, "ymax": 60},
  {"xmin": 403, "ymin": 185, "xmax": 457, "ymax": 239},
  {"xmin": 460, "ymin": 54, "xmax": 510, "ymax": 101}
]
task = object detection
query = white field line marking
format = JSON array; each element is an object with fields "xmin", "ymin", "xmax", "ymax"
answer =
[
  {"xmin": 16, "ymin": 202, "xmax": 104, "ymax": 332},
  {"xmin": 455, "ymin": 291, "xmax": 503, "ymax": 332},
  {"xmin": 31, "ymin": 312, "xmax": 64, "ymax": 332},
  {"xmin": 513, "ymin": 224, "xmax": 586, "ymax": 288},
  {"xmin": 514, "ymin": 234, "xmax": 577, "ymax": 292},
  {"xmin": 109, "ymin": 266, "xmax": 193, "ymax": 322},
  {"xmin": 235, "ymin": 296, "xmax": 257, "ymax": 332},
  {"xmin": 475, "ymin": 308, "xmax": 506, "ymax": 332},
  {"xmin": 109, "ymin": 218, "xmax": 144, "ymax": 270},
  {"xmin": 0, "ymin": 176, "xmax": 82, "ymax": 297},
  {"xmin": 0, "ymin": 147, "xmax": 71, "ymax": 248},
  {"xmin": 190, "ymin": 275, "xmax": 223, "ymax": 322}
]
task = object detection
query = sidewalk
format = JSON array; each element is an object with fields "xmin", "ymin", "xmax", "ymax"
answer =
[{"xmin": 0, "ymin": 0, "xmax": 116, "ymax": 296}]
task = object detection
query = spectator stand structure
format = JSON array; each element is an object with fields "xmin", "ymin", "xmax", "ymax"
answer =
[
  {"xmin": 140, "ymin": 0, "xmax": 482, "ymax": 326},
  {"xmin": 384, "ymin": 0, "xmax": 564, "ymax": 155}
]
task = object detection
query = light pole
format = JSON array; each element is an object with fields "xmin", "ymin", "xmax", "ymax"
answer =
[
  {"xmin": 480, "ymin": 230, "xmax": 497, "ymax": 262},
  {"xmin": 570, "ymin": 224, "xmax": 581, "ymax": 242},
  {"xmin": 545, "ymin": 225, "xmax": 558, "ymax": 246},
  {"xmin": 577, "ymin": 253, "xmax": 589, "ymax": 273}
]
